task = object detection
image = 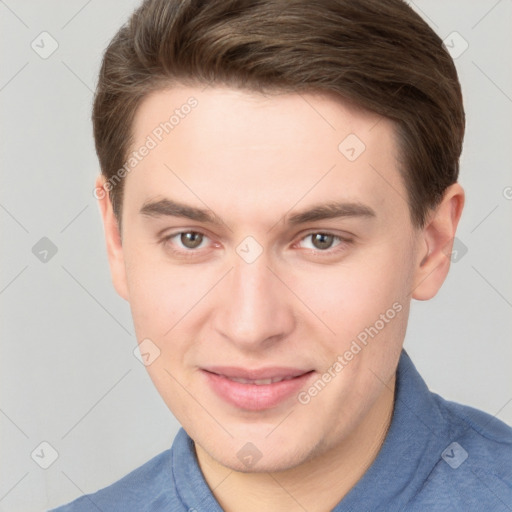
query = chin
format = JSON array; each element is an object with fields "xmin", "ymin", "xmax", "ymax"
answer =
[{"xmin": 199, "ymin": 432, "xmax": 321, "ymax": 474}]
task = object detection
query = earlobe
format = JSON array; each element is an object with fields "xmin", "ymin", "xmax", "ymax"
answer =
[
  {"xmin": 412, "ymin": 183, "xmax": 465, "ymax": 301},
  {"xmin": 95, "ymin": 174, "xmax": 130, "ymax": 301}
]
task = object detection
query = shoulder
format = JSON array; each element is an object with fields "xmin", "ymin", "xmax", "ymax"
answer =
[
  {"xmin": 48, "ymin": 448, "xmax": 186, "ymax": 512},
  {"xmin": 435, "ymin": 393, "xmax": 512, "ymax": 470},
  {"xmin": 409, "ymin": 393, "xmax": 512, "ymax": 511}
]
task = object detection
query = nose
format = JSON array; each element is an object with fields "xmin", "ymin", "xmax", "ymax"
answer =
[{"xmin": 212, "ymin": 250, "xmax": 295, "ymax": 351}]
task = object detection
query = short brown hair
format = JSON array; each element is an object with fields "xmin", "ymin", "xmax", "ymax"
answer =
[{"xmin": 93, "ymin": 0, "xmax": 465, "ymax": 229}]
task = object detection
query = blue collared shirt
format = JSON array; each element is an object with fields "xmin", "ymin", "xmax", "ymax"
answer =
[{"xmin": 50, "ymin": 350, "xmax": 512, "ymax": 511}]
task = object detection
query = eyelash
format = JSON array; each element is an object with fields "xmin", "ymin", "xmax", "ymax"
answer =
[{"xmin": 159, "ymin": 230, "xmax": 353, "ymax": 259}]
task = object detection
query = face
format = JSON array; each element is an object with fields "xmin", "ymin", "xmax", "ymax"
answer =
[{"xmin": 103, "ymin": 85, "xmax": 427, "ymax": 472}]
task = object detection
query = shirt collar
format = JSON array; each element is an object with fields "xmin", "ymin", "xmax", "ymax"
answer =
[{"xmin": 334, "ymin": 349, "xmax": 453, "ymax": 510}]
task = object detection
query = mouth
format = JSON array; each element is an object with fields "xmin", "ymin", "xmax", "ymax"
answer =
[
  {"xmin": 201, "ymin": 366, "xmax": 315, "ymax": 411},
  {"xmin": 223, "ymin": 375, "xmax": 298, "ymax": 385}
]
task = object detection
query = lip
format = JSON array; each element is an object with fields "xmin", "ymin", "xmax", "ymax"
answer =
[{"xmin": 201, "ymin": 366, "xmax": 315, "ymax": 411}]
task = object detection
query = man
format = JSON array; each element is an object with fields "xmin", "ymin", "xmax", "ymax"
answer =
[{"xmin": 51, "ymin": 0, "xmax": 512, "ymax": 510}]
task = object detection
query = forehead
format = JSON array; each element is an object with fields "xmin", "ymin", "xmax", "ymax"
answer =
[
  {"xmin": 132, "ymin": 85, "xmax": 391, "ymax": 152},
  {"xmin": 124, "ymin": 85, "xmax": 407, "ymax": 227}
]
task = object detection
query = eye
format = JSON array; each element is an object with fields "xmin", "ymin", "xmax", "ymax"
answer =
[
  {"xmin": 297, "ymin": 232, "xmax": 347, "ymax": 252},
  {"xmin": 163, "ymin": 231, "xmax": 210, "ymax": 251}
]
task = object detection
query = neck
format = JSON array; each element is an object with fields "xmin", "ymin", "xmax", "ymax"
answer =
[{"xmin": 195, "ymin": 373, "xmax": 396, "ymax": 512}]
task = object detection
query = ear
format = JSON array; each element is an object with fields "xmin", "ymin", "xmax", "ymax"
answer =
[
  {"xmin": 95, "ymin": 174, "xmax": 129, "ymax": 301},
  {"xmin": 412, "ymin": 183, "xmax": 465, "ymax": 300}
]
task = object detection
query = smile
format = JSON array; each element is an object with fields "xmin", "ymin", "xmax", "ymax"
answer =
[
  {"xmin": 201, "ymin": 367, "xmax": 315, "ymax": 411},
  {"xmin": 225, "ymin": 375, "xmax": 297, "ymax": 385}
]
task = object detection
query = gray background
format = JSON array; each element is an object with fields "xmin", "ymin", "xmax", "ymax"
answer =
[{"xmin": 1, "ymin": 1, "xmax": 511, "ymax": 510}]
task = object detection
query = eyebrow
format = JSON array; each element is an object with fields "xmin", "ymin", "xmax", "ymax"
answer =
[{"xmin": 139, "ymin": 198, "xmax": 376, "ymax": 226}]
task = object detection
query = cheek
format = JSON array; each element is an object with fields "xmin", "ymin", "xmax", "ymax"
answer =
[
  {"xmin": 297, "ymin": 240, "xmax": 413, "ymax": 342},
  {"xmin": 126, "ymin": 262, "xmax": 198, "ymax": 411},
  {"xmin": 123, "ymin": 246, "xmax": 192, "ymax": 340}
]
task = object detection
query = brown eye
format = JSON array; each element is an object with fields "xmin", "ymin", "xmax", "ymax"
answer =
[
  {"xmin": 180, "ymin": 232, "xmax": 204, "ymax": 249},
  {"xmin": 310, "ymin": 233, "xmax": 336, "ymax": 250}
]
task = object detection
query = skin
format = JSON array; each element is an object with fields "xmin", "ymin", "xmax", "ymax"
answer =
[{"xmin": 96, "ymin": 85, "xmax": 464, "ymax": 512}]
